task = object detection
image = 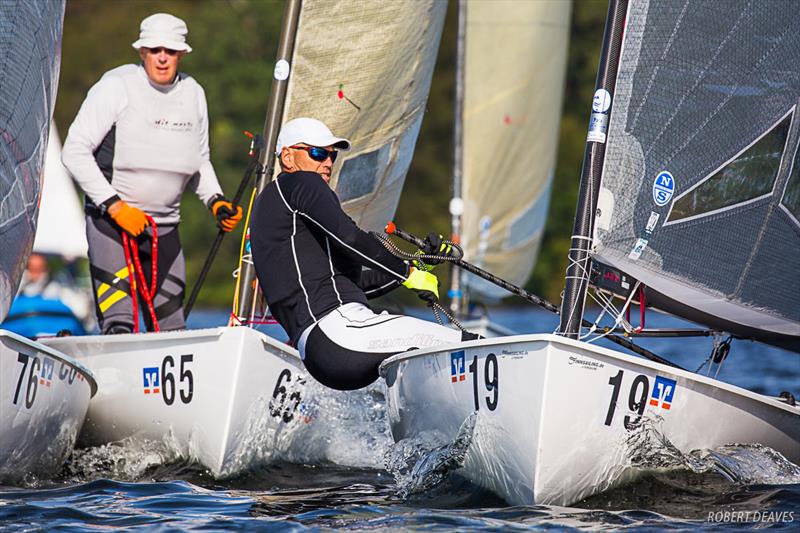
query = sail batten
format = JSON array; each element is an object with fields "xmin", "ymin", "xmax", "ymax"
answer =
[{"xmin": 593, "ymin": 0, "xmax": 800, "ymax": 350}]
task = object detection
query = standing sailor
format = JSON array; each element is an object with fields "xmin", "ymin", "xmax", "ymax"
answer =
[
  {"xmin": 250, "ymin": 118, "xmax": 475, "ymax": 391},
  {"xmin": 62, "ymin": 13, "xmax": 242, "ymax": 334}
]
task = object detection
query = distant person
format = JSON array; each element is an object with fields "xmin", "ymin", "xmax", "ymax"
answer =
[
  {"xmin": 62, "ymin": 13, "xmax": 242, "ymax": 334},
  {"xmin": 17, "ymin": 253, "xmax": 92, "ymax": 329},
  {"xmin": 250, "ymin": 118, "xmax": 476, "ymax": 391},
  {"xmin": 18, "ymin": 253, "xmax": 53, "ymax": 297}
]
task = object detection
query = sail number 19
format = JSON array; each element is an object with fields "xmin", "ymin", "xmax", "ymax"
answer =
[
  {"xmin": 468, "ymin": 354, "xmax": 498, "ymax": 411},
  {"xmin": 604, "ymin": 370, "xmax": 649, "ymax": 429}
]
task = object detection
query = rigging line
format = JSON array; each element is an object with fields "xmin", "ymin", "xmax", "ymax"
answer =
[
  {"xmin": 562, "ymin": 244, "xmax": 593, "ymax": 333},
  {"xmin": 231, "ymin": 188, "xmax": 258, "ymax": 317},
  {"xmin": 586, "ymin": 289, "xmax": 628, "ymax": 334},
  {"xmin": 618, "ymin": 281, "xmax": 642, "ymax": 334},
  {"xmin": 385, "ymin": 223, "xmax": 684, "ymax": 370}
]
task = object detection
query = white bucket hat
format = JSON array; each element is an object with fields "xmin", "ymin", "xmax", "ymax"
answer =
[
  {"xmin": 132, "ymin": 13, "xmax": 192, "ymax": 53},
  {"xmin": 276, "ymin": 118, "xmax": 351, "ymax": 154}
]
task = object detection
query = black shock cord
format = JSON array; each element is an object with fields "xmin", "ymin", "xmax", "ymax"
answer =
[{"xmin": 370, "ymin": 231, "xmax": 468, "ymax": 331}]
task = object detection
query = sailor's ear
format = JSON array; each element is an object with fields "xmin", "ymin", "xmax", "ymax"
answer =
[{"xmin": 279, "ymin": 148, "xmax": 296, "ymax": 171}]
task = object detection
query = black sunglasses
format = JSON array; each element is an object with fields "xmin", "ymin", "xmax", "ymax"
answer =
[
  {"xmin": 146, "ymin": 47, "xmax": 180, "ymax": 56},
  {"xmin": 291, "ymin": 145, "xmax": 338, "ymax": 163}
]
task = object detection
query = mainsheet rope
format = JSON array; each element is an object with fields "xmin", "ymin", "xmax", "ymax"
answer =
[
  {"xmin": 370, "ymin": 230, "xmax": 468, "ymax": 332},
  {"xmin": 121, "ymin": 215, "xmax": 159, "ymax": 333}
]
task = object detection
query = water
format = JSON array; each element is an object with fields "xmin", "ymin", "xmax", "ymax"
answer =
[{"xmin": 2, "ymin": 307, "xmax": 798, "ymax": 531}]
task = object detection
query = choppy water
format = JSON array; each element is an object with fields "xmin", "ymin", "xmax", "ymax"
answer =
[{"xmin": 2, "ymin": 307, "xmax": 798, "ymax": 531}]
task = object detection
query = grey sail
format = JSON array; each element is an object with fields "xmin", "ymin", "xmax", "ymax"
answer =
[
  {"xmin": 593, "ymin": 0, "xmax": 800, "ymax": 351},
  {"xmin": 0, "ymin": 0, "xmax": 64, "ymax": 321}
]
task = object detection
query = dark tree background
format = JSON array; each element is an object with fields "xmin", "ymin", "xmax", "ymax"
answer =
[{"xmin": 55, "ymin": 0, "xmax": 607, "ymax": 309}]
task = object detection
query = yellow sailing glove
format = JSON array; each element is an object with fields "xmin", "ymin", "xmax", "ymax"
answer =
[
  {"xmin": 402, "ymin": 266, "xmax": 440, "ymax": 301},
  {"xmin": 211, "ymin": 197, "xmax": 243, "ymax": 232},
  {"xmin": 109, "ymin": 200, "xmax": 149, "ymax": 237}
]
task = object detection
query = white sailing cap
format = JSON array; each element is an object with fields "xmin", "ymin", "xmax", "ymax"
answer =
[
  {"xmin": 132, "ymin": 13, "xmax": 192, "ymax": 53},
  {"xmin": 275, "ymin": 118, "xmax": 351, "ymax": 154}
]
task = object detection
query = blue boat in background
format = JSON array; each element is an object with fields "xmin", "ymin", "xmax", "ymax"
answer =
[{"xmin": 3, "ymin": 294, "xmax": 86, "ymax": 338}]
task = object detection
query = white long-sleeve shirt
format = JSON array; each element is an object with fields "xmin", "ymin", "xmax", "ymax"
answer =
[{"xmin": 62, "ymin": 64, "xmax": 223, "ymax": 224}]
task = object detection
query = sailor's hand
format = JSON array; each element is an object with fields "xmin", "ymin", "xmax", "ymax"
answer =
[
  {"xmin": 418, "ymin": 233, "xmax": 455, "ymax": 265},
  {"xmin": 402, "ymin": 266, "xmax": 440, "ymax": 301},
  {"xmin": 109, "ymin": 200, "xmax": 149, "ymax": 237},
  {"xmin": 211, "ymin": 196, "xmax": 243, "ymax": 232}
]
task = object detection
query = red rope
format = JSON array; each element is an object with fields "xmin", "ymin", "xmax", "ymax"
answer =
[
  {"xmin": 122, "ymin": 215, "xmax": 159, "ymax": 332},
  {"xmin": 637, "ymin": 285, "xmax": 646, "ymax": 333}
]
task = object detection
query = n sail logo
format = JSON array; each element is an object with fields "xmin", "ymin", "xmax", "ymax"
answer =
[
  {"xmin": 450, "ymin": 351, "xmax": 466, "ymax": 383},
  {"xmin": 649, "ymin": 375, "xmax": 677, "ymax": 410},
  {"xmin": 143, "ymin": 367, "xmax": 160, "ymax": 395},
  {"xmin": 653, "ymin": 171, "xmax": 675, "ymax": 206}
]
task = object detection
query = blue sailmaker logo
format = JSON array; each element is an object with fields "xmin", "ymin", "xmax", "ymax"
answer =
[{"xmin": 653, "ymin": 171, "xmax": 675, "ymax": 206}]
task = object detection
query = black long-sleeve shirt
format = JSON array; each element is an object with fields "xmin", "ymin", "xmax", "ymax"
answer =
[{"xmin": 250, "ymin": 171, "xmax": 409, "ymax": 344}]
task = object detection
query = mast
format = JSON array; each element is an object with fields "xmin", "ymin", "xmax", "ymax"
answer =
[
  {"xmin": 448, "ymin": 0, "xmax": 467, "ymax": 318},
  {"xmin": 235, "ymin": 0, "xmax": 302, "ymax": 321},
  {"xmin": 557, "ymin": 0, "xmax": 628, "ymax": 338}
]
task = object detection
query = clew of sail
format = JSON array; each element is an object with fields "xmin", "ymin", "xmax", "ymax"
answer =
[
  {"xmin": 459, "ymin": 0, "xmax": 570, "ymax": 299},
  {"xmin": 0, "ymin": 1, "xmax": 64, "ymax": 322},
  {"xmin": 593, "ymin": 0, "xmax": 800, "ymax": 350},
  {"xmin": 279, "ymin": 0, "xmax": 446, "ymax": 232}
]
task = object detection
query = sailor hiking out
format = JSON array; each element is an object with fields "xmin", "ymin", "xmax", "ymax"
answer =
[
  {"xmin": 62, "ymin": 13, "xmax": 243, "ymax": 334},
  {"xmin": 250, "ymin": 118, "xmax": 476, "ymax": 390}
]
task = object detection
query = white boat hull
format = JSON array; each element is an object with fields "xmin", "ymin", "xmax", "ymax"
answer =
[
  {"xmin": 43, "ymin": 326, "xmax": 312, "ymax": 476},
  {"xmin": 381, "ymin": 333, "xmax": 800, "ymax": 506},
  {"xmin": 1, "ymin": 330, "xmax": 96, "ymax": 480}
]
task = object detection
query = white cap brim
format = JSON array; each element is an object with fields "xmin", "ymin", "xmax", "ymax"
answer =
[
  {"xmin": 132, "ymin": 38, "xmax": 192, "ymax": 53},
  {"xmin": 275, "ymin": 134, "xmax": 351, "ymax": 154}
]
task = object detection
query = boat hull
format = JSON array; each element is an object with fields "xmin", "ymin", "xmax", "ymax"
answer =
[
  {"xmin": 381, "ymin": 333, "xmax": 800, "ymax": 505},
  {"xmin": 42, "ymin": 326, "xmax": 310, "ymax": 476},
  {"xmin": 0, "ymin": 330, "xmax": 95, "ymax": 480}
]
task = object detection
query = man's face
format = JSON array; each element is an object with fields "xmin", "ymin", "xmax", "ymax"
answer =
[
  {"xmin": 26, "ymin": 254, "xmax": 47, "ymax": 283},
  {"xmin": 284, "ymin": 144, "xmax": 337, "ymax": 184},
  {"xmin": 139, "ymin": 46, "xmax": 184, "ymax": 85}
]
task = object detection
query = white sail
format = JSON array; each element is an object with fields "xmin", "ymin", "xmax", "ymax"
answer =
[
  {"xmin": 459, "ymin": 0, "xmax": 570, "ymax": 299},
  {"xmin": 279, "ymin": 0, "xmax": 446, "ymax": 231},
  {"xmin": 33, "ymin": 123, "xmax": 88, "ymax": 259}
]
